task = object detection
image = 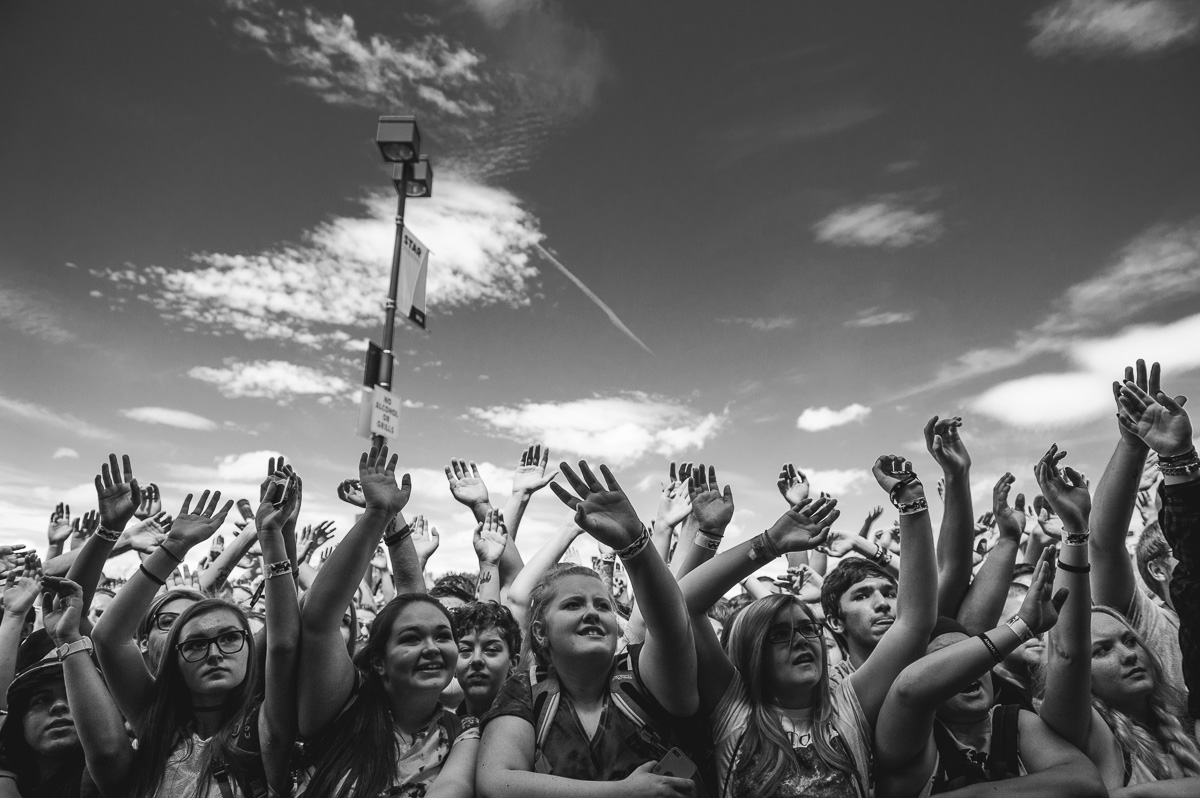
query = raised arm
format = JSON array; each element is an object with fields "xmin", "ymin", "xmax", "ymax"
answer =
[
  {"xmin": 93, "ymin": 485, "xmax": 231, "ymax": 730},
  {"xmin": 43, "ymin": 576, "xmax": 135, "ymax": 796},
  {"xmin": 847, "ymin": 455, "xmax": 938, "ymax": 727},
  {"xmin": 957, "ymin": 473, "xmax": 1026, "ymax": 634},
  {"xmin": 199, "ymin": 513, "xmax": 259, "ymax": 594},
  {"xmin": 679, "ymin": 496, "xmax": 838, "ymax": 707},
  {"xmin": 473, "ymin": 508, "xmax": 509, "ymax": 603},
  {"xmin": 1033, "ymin": 443, "xmax": 1100, "ymax": 759},
  {"xmin": 504, "ymin": 517, "xmax": 584, "ymax": 631},
  {"xmin": 927, "ymin": 416, "xmax": 975, "ymax": 617},
  {"xmin": 550, "ymin": 460, "xmax": 697, "ymax": 716},
  {"xmin": 0, "ymin": 556, "xmax": 40, "ymax": 712},
  {"xmin": 298, "ymin": 446, "xmax": 409, "ymax": 738},
  {"xmin": 876, "ymin": 549, "xmax": 1066, "ymax": 791}
]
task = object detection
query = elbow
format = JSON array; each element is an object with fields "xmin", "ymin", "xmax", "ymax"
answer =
[{"xmin": 1060, "ymin": 762, "xmax": 1107, "ymax": 798}]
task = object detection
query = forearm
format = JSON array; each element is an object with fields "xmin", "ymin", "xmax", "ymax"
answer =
[
  {"xmin": 670, "ymin": 523, "xmax": 721, "ymax": 580},
  {"xmin": 477, "ymin": 562, "xmax": 501, "ymax": 603},
  {"xmin": 63, "ymin": 651, "xmax": 135, "ymax": 781},
  {"xmin": 1041, "ymin": 539, "xmax": 1092, "ymax": 750},
  {"xmin": 957, "ymin": 538, "xmax": 1020, "ymax": 635},
  {"xmin": 651, "ymin": 519, "xmax": 675, "ymax": 563},
  {"xmin": 386, "ymin": 513, "xmax": 426, "ymax": 594},
  {"xmin": 936, "ymin": 472, "xmax": 975, "ymax": 616},
  {"xmin": 94, "ymin": 542, "xmax": 185, "ymax": 646},
  {"xmin": 1110, "ymin": 778, "xmax": 1200, "ymax": 798},
  {"xmin": 65, "ymin": 531, "xmax": 124, "ymax": 615},
  {"xmin": 895, "ymin": 623, "xmax": 1024, "ymax": 708},
  {"xmin": 1024, "ymin": 532, "xmax": 1051, "ymax": 566},
  {"xmin": 939, "ymin": 760, "xmax": 1104, "ymax": 798},
  {"xmin": 1089, "ymin": 441, "xmax": 1142, "ymax": 609},
  {"xmin": 505, "ymin": 521, "xmax": 581, "ymax": 622},
  {"xmin": 0, "ymin": 617, "xmax": 25, "ymax": 711},
  {"xmin": 497, "ymin": 496, "xmax": 526, "ymax": 589},
  {"xmin": 42, "ymin": 547, "xmax": 82, "ymax": 577},
  {"xmin": 478, "ymin": 770, "xmax": 637, "ymax": 798},
  {"xmin": 849, "ymin": 536, "xmax": 900, "ymax": 578},
  {"xmin": 680, "ymin": 533, "xmax": 776, "ymax": 615},
  {"xmin": 260, "ymin": 525, "xmax": 301, "ymax": 755},
  {"xmin": 302, "ymin": 507, "xmax": 390, "ymax": 634},
  {"xmin": 200, "ymin": 523, "xmax": 259, "ymax": 593},
  {"xmin": 669, "ymin": 515, "xmax": 699, "ymax": 578}
]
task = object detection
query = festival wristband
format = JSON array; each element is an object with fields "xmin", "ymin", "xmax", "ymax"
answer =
[
  {"xmin": 264, "ymin": 560, "xmax": 293, "ymax": 579},
  {"xmin": 616, "ymin": 526, "xmax": 652, "ymax": 559},
  {"xmin": 748, "ymin": 531, "xmax": 782, "ymax": 562},
  {"xmin": 1063, "ymin": 530, "xmax": 1089, "ymax": 546},
  {"xmin": 896, "ymin": 497, "xmax": 928, "ymax": 516},
  {"xmin": 94, "ymin": 525, "xmax": 122, "ymax": 543},
  {"xmin": 694, "ymin": 531, "xmax": 723, "ymax": 551},
  {"xmin": 1005, "ymin": 615, "xmax": 1034, "ymax": 644}
]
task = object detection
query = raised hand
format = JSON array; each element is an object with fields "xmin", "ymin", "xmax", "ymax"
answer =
[
  {"xmin": 1117, "ymin": 360, "xmax": 1192, "ymax": 458},
  {"xmin": 257, "ymin": 471, "xmax": 301, "ymax": 533},
  {"xmin": 48, "ymin": 503, "xmax": 73, "ymax": 545},
  {"xmin": 119, "ymin": 512, "xmax": 170, "ymax": 553},
  {"xmin": 820, "ymin": 528, "xmax": 857, "ymax": 557},
  {"xmin": 1017, "ymin": 546, "xmax": 1069, "ymax": 636},
  {"xmin": 69, "ymin": 513, "xmax": 93, "ymax": 550},
  {"xmin": 299, "ymin": 520, "xmax": 336, "ymax": 562},
  {"xmin": 445, "ymin": 459, "xmax": 490, "ymax": 510},
  {"xmin": 777, "ymin": 463, "xmax": 810, "ymax": 505},
  {"xmin": 1140, "ymin": 451, "xmax": 1162, "ymax": 491},
  {"xmin": 1033, "ymin": 444, "xmax": 1091, "ymax": 533},
  {"xmin": 411, "ymin": 515, "xmax": 440, "ymax": 564},
  {"xmin": 0, "ymin": 544, "xmax": 28, "ymax": 573},
  {"xmin": 767, "ymin": 496, "xmax": 839, "ymax": 553},
  {"xmin": 872, "ymin": 455, "xmax": 924, "ymax": 503},
  {"xmin": 3, "ymin": 554, "xmax": 42, "ymax": 617},
  {"xmin": 924, "ymin": 416, "xmax": 971, "ymax": 475},
  {"xmin": 41, "ymin": 576, "xmax": 84, "ymax": 646},
  {"xmin": 359, "ymin": 446, "xmax": 411, "ymax": 514},
  {"xmin": 337, "ymin": 479, "xmax": 366, "ymax": 508},
  {"xmin": 992, "ymin": 473, "xmax": 1026, "ymax": 543},
  {"xmin": 135, "ymin": 483, "xmax": 162, "ymax": 520},
  {"xmin": 94, "ymin": 453, "xmax": 142, "ymax": 532},
  {"xmin": 550, "ymin": 461, "xmax": 643, "ymax": 550},
  {"xmin": 512, "ymin": 444, "xmax": 558, "ymax": 496},
  {"xmin": 167, "ymin": 490, "xmax": 234, "ymax": 548},
  {"xmin": 655, "ymin": 476, "xmax": 692, "ymax": 529},
  {"xmin": 473, "ymin": 508, "xmax": 509, "ymax": 565},
  {"xmin": 689, "ymin": 464, "xmax": 734, "ymax": 533}
]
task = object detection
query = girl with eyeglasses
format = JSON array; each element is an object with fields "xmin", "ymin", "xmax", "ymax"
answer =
[
  {"xmin": 91, "ymin": 480, "xmax": 284, "ymax": 798},
  {"xmin": 677, "ymin": 456, "xmax": 938, "ymax": 798}
]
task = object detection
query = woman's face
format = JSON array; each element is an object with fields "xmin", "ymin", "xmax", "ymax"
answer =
[
  {"xmin": 175, "ymin": 608, "xmax": 250, "ymax": 699},
  {"xmin": 1090, "ymin": 613, "xmax": 1154, "ymax": 708},
  {"xmin": 23, "ymin": 678, "xmax": 78, "ymax": 757},
  {"xmin": 146, "ymin": 596, "xmax": 199, "ymax": 671},
  {"xmin": 537, "ymin": 575, "xmax": 618, "ymax": 664},
  {"xmin": 763, "ymin": 603, "xmax": 825, "ymax": 704},
  {"xmin": 380, "ymin": 602, "xmax": 457, "ymax": 697},
  {"xmin": 929, "ymin": 633, "xmax": 993, "ymax": 724},
  {"xmin": 456, "ymin": 626, "xmax": 516, "ymax": 710}
]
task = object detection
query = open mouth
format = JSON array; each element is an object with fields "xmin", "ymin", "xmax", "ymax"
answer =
[
  {"xmin": 792, "ymin": 652, "xmax": 815, "ymax": 666},
  {"xmin": 416, "ymin": 661, "xmax": 445, "ymax": 673},
  {"xmin": 959, "ymin": 680, "xmax": 983, "ymax": 696},
  {"xmin": 872, "ymin": 617, "xmax": 895, "ymax": 628},
  {"xmin": 577, "ymin": 626, "xmax": 606, "ymax": 638}
]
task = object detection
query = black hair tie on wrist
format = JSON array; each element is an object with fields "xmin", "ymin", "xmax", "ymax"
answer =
[
  {"xmin": 1056, "ymin": 559, "xmax": 1091, "ymax": 574},
  {"xmin": 139, "ymin": 564, "xmax": 166, "ymax": 587}
]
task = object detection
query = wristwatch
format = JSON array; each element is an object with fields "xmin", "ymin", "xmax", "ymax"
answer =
[{"xmin": 55, "ymin": 637, "xmax": 94, "ymax": 661}]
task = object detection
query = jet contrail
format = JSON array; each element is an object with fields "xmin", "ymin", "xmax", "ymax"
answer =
[{"xmin": 535, "ymin": 243, "xmax": 654, "ymax": 356}]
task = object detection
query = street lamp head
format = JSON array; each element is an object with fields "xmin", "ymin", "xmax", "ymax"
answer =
[
  {"xmin": 394, "ymin": 157, "xmax": 433, "ymax": 198},
  {"xmin": 376, "ymin": 116, "xmax": 421, "ymax": 163}
]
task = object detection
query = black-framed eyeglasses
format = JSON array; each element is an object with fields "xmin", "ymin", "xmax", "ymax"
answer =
[
  {"xmin": 152, "ymin": 611, "xmax": 180, "ymax": 633},
  {"xmin": 176, "ymin": 630, "xmax": 248, "ymax": 662},
  {"xmin": 767, "ymin": 621, "xmax": 824, "ymax": 646}
]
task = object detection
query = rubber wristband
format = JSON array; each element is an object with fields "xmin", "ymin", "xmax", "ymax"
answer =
[
  {"xmin": 159, "ymin": 543, "xmax": 185, "ymax": 563},
  {"xmin": 978, "ymin": 633, "xmax": 1005, "ymax": 665},
  {"xmin": 139, "ymin": 564, "xmax": 166, "ymax": 587},
  {"xmin": 384, "ymin": 524, "xmax": 412, "ymax": 547},
  {"xmin": 694, "ymin": 532, "xmax": 723, "ymax": 551},
  {"xmin": 1159, "ymin": 447, "xmax": 1198, "ymax": 465},
  {"xmin": 1056, "ymin": 559, "xmax": 1091, "ymax": 574}
]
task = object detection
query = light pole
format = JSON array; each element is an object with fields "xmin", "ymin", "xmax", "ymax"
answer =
[{"xmin": 372, "ymin": 116, "xmax": 434, "ymax": 449}]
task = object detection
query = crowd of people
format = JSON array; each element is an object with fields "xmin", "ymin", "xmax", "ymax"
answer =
[{"xmin": 0, "ymin": 358, "xmax": 1197, "ymax": 798}]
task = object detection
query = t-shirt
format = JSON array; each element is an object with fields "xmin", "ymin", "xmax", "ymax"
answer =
[
  {"xmin": 153, "ymin": 735, "xmax": 240, "ymax": 798},
  {"xmin": 827, "ymin": 659, "xmax": 857, "ymax": 689},
  {"xmin": 1124, "ymin": 585, "xmax": 1187, "ymax": 718},
  {"xmin": 709, "ymin": 671, "xmax": 872, "ymax": 798},
  {"xmin": 482, "ymin": 667, "xmax": 666, "ymax": 781},
  {"xmin": 918, "ymin": 706, "xmax": 1027, "ymax": 798}
]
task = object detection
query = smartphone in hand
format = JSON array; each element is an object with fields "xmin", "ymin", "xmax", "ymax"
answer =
[{"xmin": 651, "ymin": 747, "xmax": 697, "ymax": 781}]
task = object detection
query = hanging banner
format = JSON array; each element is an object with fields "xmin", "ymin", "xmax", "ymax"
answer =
[{"xmin": 399, "ymin": 228, "xmax": 430, "ymax": 331}]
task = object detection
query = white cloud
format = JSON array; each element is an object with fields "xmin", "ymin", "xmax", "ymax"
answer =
[
  {"xmin": 970, "ymin": 372, "xmax": 1115, "ymax": 429},
  {"xmin": 814, "ymin": 198, "xmax": 943, "ymax": 249},
  {"xmin": 845, "ymin": 309, "xmax": 915, "ymax": 328},
  {"xmin": 796, "ymin": 403, "xmax": 872, "ymax": 432},
  {"xmin": 98, "ymin": 174, "xmax": 544, "ymax": 345},
  {"xmin": 122, "ymin": 407, "xmax": 220, "ymax": 431},
  {"xmin": 796, "ymin": 467, "xmax": 872, "ymax": 496},
  {"xmin": 0, "ymin": 394, "xmax": 114, "ymax": 440},
  {"xmin": 0, "ymin": 284, "xmax": 73, "ymax": 344},
  {"xmin": 188, "ymin": 360, "xmax": 356, "ymax": 403},
  {"xmin": 52, "ymin": 448, "xmax": 79, "ymax": 459},
  {"xmin": 719, "ymin": 316, "xmax": 796, "ymax": 331},
  {"xmin": 1069, "ymin": 312, "xmax": 1200, "ymax": 376},
  {"xmin": 1030, "ymin": 0, "xmax": 1200, "ymax": 57},
  {"xmin": 468, "ymin": 393, "xmax": 726, "ymax": 466}
]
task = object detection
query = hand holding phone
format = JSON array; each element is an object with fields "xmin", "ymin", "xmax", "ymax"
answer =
[{"xmin": 651, "ymin": 747, "xmax": 697, "ymax": 781}]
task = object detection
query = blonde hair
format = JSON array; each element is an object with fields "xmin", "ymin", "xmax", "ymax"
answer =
[
  {"xmin": 522, "ymin": 564, "xmax": 610, "ymax": 668},
  {"xmin": 1089, "ymin": 606, "xmax": 1200, "ymax": 780},
  {"xmin": 724, "ymin": 594, "xmax": 855, "ymax": 795}
]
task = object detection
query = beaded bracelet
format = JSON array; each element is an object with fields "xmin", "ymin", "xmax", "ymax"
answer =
[
  {"xmin": 1160, "ymin": 451, "xmax": 1200, "ymax": 476},
  {"xmin": 616, "ymin": 526, "xmax": 652, "ymax": 559},
  {"xmin": 1159, "ymin": 448, "xmax": 1198, "ymax": 466},
  {"xmin": 94, "ymin": 525, "xmax": 122, "ymax": 543},
  {"xmin": 978, "ymin": 633, "xmax": 1005, "ymax": 665}
]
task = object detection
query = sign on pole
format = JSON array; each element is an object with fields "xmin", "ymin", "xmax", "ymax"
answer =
[
  {"xmin": 370, "ymin": 385, "xmax": 401, "ymax": 440},
  {"xmin": 398, "ymin": 229, "xmax": 430, "ymax": 331}
]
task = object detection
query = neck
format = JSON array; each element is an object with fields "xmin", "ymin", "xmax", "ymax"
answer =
[
  {"xmin": 389, "ymin": 686, "xmax": 441, "ymax": 736},
  {"xmin": 192, "ymin": 704, "xmax": 226, "ymax": 738},
  {"xmin": 1110, "ymin": 693, "xmax": 1151, "ymax": 721},
  {"xmin": 941, "ymin": 715, "xmax": 990, "ymax": 749},
  {"xmin": 463, "ymin": 694, "xmax": 493, "ymax": 718},
  {"xmin": 553, "ymin": 655, "xmax": 611, "ymax": 706},
  {"xmin": 847, "ymin": 637, "xmax": 875, "ymax": 669},
  {"xmin": 772, "ymin": 686, "xmax": 816, "ymax": 710}
]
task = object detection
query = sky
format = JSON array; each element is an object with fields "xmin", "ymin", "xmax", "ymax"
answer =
[{"xmin": 3, "ymin": 0, "xmax": 1200, "ymax": 578}]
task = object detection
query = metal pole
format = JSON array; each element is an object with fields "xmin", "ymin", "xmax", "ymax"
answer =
[{"xmin": 372, "ymin": 187, "xmax": 407, "ymax": 450}]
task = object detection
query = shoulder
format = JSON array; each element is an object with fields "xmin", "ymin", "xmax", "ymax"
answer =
[
  {"xmin": 481, "ymin": 669, "xmax": 536, "ymax": 728},
  {"xmin": 710, "ymin": 670, "xmax": 751, "ymax": 743}
]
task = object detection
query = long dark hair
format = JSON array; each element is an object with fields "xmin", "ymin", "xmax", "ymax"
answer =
[
  {"xmin": 130, "ymin": 599, "xmax": 261, "ymax": 798},
  {"xmin": 725, "ymin": 594, "xmax": 854, "ymax": 796},
  {"xmin": 302, "ymin": 593, "xmax": 456, "ymax": 798},
  {"xmin": 0, "ymin": 673, "xmax": 87, "ymax": 798}
]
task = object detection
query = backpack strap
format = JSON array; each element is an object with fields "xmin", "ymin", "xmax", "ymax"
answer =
[
  {"xmin": 932, "ymin": 719, "xmax": 989, "ymax": 791},
  {"xmin": 988, "ymin": 704, "xmax": 1022, "ymax": 780},
  {"xmin": 530, "ymin": 664, "xmax": 561, "ymax": 757}
]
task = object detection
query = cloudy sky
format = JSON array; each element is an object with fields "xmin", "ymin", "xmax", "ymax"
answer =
[{"xmin": 3, "ymin": 0, "xmax": 1200, "ymax": 575}]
